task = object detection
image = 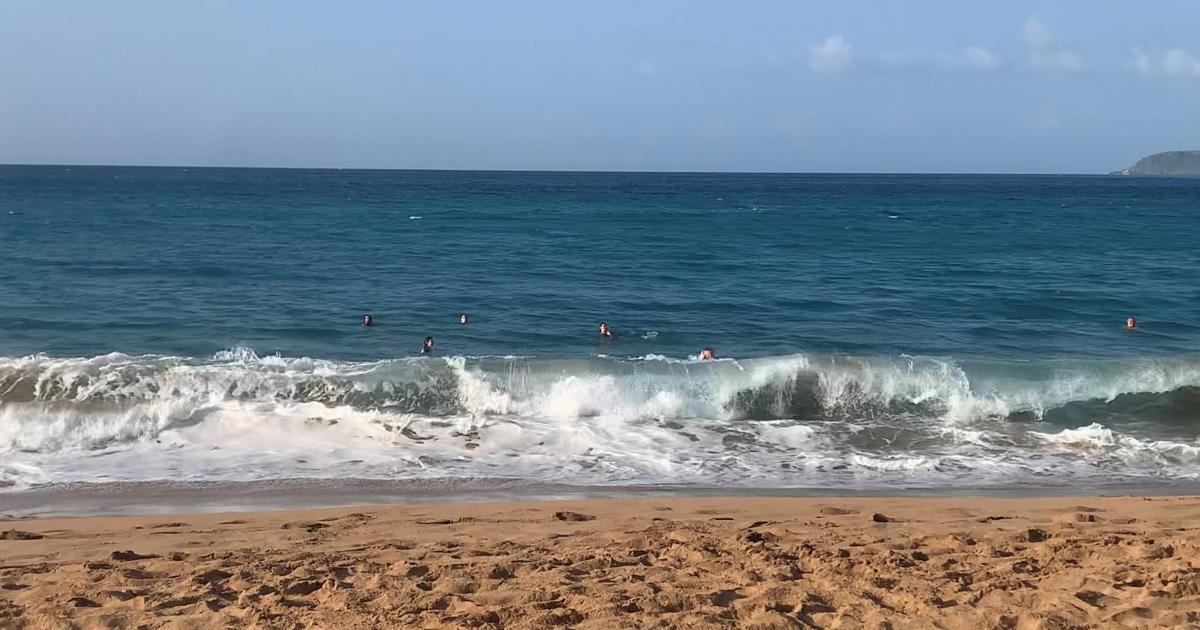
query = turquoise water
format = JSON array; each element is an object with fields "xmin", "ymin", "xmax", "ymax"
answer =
[{"xmin": 1, "ymin": 166, "xmax": 1199, "ymax": 491}]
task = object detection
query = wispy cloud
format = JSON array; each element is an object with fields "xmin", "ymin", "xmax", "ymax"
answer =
[
  {"xmin": 1129, "ymin": 47, "xmax": 1200, "ymax": 77},
  {"xmin": 876, "ymin": 47, "xmax": 1004, "ymax": 72},
  {"xmin": 1022, "ymin": 17, "xmax": 1058, "ymax": 50},
  {"xmin": 1130, "ymin": 48, "xmax": 1153, "ymax": 75},
  {"xmin": 809, "ymin": 35, "xmax": 852, "ymax": 74},
  {"xmin": 1031, "ymin": 50, "xmax": 1085, "ymax": 72},
  {"xmin": 1164, "ymin": 49, "xmax": 1200, "ymax": 77},
  {"xmin": 1023, "ymin": 17, "xmax": 1085, "ymax": 72},
  {"xmin": 805, "ymin": 19, "xmax": 1117, "ymax": 78},
  {"xmin": 965, "ymin": 47, "xmax": 1004, "ymax": 70}
]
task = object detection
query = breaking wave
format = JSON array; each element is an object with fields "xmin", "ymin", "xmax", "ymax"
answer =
[{"xmin": 2, "ymin": 348, "xmax": 1199, "ymax": 489}]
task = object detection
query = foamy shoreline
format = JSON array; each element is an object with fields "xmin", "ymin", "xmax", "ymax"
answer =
[
  {"xmin": 6, "ymin": 350, "xmax": 1200, "ymax": 493},
  {"xmin": 3, "ymin": 495, "xmax": 1200, "ymax": 628}
]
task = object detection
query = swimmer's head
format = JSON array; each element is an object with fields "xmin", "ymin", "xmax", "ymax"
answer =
[
  {"xmin": 459, "ymin": 313, "xmax": 468, "ymax": 325},
  {"xmin": 599, "ymin": 322, "xmax": 611, "ymax": 336},
  {"xmin": 362, "ymin": 314, "xmax": 373, "ymax": 326},
  {"xmin": 1126, "ymin": 317, "xmax": 1137, "ymax": 329},
  {"xmin": 699, "ymin": 347, "xmax": 716, "ymax": 360}
]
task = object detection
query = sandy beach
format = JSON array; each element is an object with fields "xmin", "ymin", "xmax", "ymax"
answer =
[{"xmin": 2, "ymin": 495, "xmax": 1198, "ymax": 629}]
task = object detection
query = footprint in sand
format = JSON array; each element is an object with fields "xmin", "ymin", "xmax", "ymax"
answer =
[
  {"xmin": 194, "ymin": 569, "xmax": 232, "ymax": 585},
  {"xmin": 122, "ymin": 568, "xmax": 161, "ymax": 580},
  {"xmin": 1022, "ymin": 528, "xmax": 1051, "ymax": 542},
  {"xmin": 154, "ymin": 595, "xmax": 201, "ymax": 610},
  {"xmin": 111, "ymin": 550, "xmax": 158, "ymax": 561},
  {"xmin": 402, "ymin": 564, "xmax": 430, "ymax": 578},
  {"xmin": 280, "ymin": 521, "xmax": 329, "ymax": 533},
  {"xmin": 553, "ymin": 511, "xmax": 595, "ymax": 522},
  {"xmin": 1075, "ymin": 590, "xmax": 1118, "ymax": 608},
  {"xmin": 1053, "ymin": 511, "xmax": 1104, "ymax": 524},
  {"xmin": 283, "ymin": 580, "xmax": 325, "ymax": 596},
  {"xmin": 0, "ymin": 530, "xmax": 43, "ymax": 540}
]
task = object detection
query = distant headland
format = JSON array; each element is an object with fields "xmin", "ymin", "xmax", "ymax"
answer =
[{"xmin": 1111, "ymin": 150, "xmax": 1200, "ymax": 177}]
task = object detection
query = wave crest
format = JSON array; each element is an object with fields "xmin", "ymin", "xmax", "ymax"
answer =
[{"xmin": 2, "ymin": 348, "xmax": 1199, "ymax": 454}]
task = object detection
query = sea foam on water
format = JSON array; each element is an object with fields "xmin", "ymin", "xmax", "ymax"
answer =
[{"xmin": 2, "ymin": 347, "xmax": 1199, "ymax": 490}]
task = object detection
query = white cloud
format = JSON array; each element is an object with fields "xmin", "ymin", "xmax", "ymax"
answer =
[
  {"xmin": 1023, "ymin": 17, "xmax": 1057, "ymax": 51},
  {"xmin": 1129, "ymin": 47, "xmax": 1153, "ymax": 75},
  {"xmin": 877, "ymin": 47, "xmax": 1003, "ymax": 72},
  {"xmin": 1031, "ymin": 50, "xmax": 1085, "ymax": 72},
  {"xmin": 809, "ymin": 35, "xmax": 852, "ymax": 73},
  {"xmin": 1022, "ymin": 17, "xmax": 1084, "ymax": 72},
  {"xmin": 965, "ymin": 47, "xmax": 1003, "ymax": 70},
  {"xmin": 1128, "ymin": 47, "xmax": 1200, "ymax": 78},
  {"xmin": 1163, "ymin": 48, "xmax": 1200, "ymax": 77}
]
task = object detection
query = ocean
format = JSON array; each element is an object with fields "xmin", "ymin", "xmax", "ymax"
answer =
[{"xmin": 2, "ymin": 166, "xmax": 1199, "ymax": 497}]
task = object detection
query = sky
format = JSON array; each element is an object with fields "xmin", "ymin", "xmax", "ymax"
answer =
[{"xmin": 2, "ymin": 1, "xmax": 1199, "ymax": 173}]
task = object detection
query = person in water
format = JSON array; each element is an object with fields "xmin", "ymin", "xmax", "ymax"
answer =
[
  {"xmin": 459, "ymin": 313, "xmax": 469, "ymax": 325},
  {"xmin": 699, "ymin": 347, "xmax": 716, "ymax": 360},
  {"xmin": 362, "ymin": 314, "xmax": 373, "ymax": 327},
  {"xmin": 1126, "ymin": 316, "xmax": 1137, "ymax": 330},
  {"xmin": 422, "ymin": 336, "xmax": 435, "ymax": 355},
  {"xmin": 598, "ymin": 322, "xmax": 613, "ymax": 338}
]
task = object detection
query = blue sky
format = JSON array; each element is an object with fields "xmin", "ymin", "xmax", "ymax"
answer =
[{"xmin": 2, "ymin": 1, "xmax": 1198, "ymax": 172}]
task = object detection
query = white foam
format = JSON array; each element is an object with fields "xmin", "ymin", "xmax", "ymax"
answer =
[
  {"xmin": 1032, "ymin": 423, "xmax": 1200, "ymax": 470},
  {"xmin": 4, "ymin": 350, "xmax": 1200, "ymax": 490}
]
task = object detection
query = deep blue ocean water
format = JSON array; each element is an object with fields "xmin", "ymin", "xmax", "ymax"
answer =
[
  {"xmin": 3, "ymin": 166, "xmax": 1198, "ymax": 360},
  {"xmin": 1, "ymin": 166, "xmax": 1198, "ymax": 492}
]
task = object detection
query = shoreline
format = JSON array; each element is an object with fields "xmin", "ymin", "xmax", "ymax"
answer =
[
  {"xmin": 7, "ymin": 478, "xmax": 1200, "ymax": 519},
  {"xmin": 4, "ymin": 495, "xmax": 1200, "ymax": 627}
]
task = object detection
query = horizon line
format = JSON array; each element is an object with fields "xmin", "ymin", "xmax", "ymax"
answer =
[{"xmin": 0, "ymin": 162, "xmax": 1110, "ymax": 177}]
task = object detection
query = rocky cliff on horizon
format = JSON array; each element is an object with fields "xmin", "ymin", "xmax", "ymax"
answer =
[{"xmin": 1112, "ymin": 150, "xmax": 1200, "ymax": 176}]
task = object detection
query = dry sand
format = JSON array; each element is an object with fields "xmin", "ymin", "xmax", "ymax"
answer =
[{"xmin": 2, "ymin": 495, "xmax": 1199, "ymax": 629}]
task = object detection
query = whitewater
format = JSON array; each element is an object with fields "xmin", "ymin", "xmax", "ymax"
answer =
[{"xmin": 3, "ymin": 347, "xmax": 1199, "ymax": 491}]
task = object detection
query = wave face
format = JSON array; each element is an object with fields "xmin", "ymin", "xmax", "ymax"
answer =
[{"xmin": 3, "ymin": 349, "xmax": 1200, "ymax": 490}]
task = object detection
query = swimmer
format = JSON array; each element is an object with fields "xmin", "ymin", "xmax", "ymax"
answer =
[
  {"xmin": 598, "ymin": 322, "xmax": 613, "ymax": 338},
  {"xmin": 362, "ymin": 314, "xmax": 373, "ymax": 327},
  {"xmin": 699, "ymin": 347, "xmax": 716, "ymax": 360},
  {"xmin": 422, "ymin": 336, "xmax": 435, "ymax": 355},
  {"xmin": 459, "ymin": 313, "xmax": 469, "ymax": 325},
  {"xmin": 1126, "ymin": 317, "xmax": 1137, "ymax": 330}
]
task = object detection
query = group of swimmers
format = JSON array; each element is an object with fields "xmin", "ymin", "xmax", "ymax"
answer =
[
  {"xmin": 361, "ymin": 312, "xmax": 1138, "ymax": 358},
  {"xmin": 361, "ymin": 314, "xmax": 717, "ymax": 359}
]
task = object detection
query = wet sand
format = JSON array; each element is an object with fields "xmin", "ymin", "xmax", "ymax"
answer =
[{"xmin": 3, "ymin": 495, "xmax": 1200, "ymax": 629}]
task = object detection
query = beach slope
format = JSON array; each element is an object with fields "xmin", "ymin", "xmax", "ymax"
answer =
[{"xmin": 2, "ymin": 496, "xmax": 1199, "ymax": 628}]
